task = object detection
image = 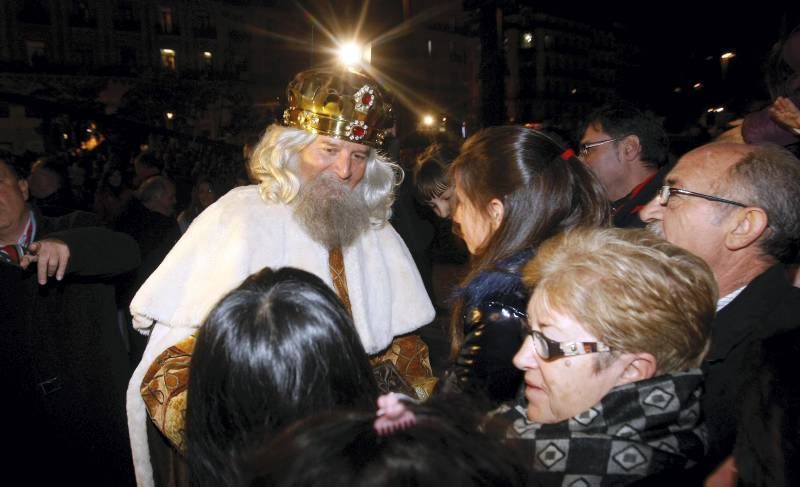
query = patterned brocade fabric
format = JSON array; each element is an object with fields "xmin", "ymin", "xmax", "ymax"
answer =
[
  {"xmin": 369, "ymin": 334, "xmax": 437, "ymax": 400},
  {"xmin": 141, "ymin": 334, "xmax": 436, "ymax": 452},
  {"xmin": 140, "ymin": 335, "xmax": 195, "ymax": 453}
]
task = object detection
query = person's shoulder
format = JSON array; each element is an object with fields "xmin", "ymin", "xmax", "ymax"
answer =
[
  {"xmin": 39, "ymin": 209, "xmax": 100, "ymax": 233},
  {"xmin": 203, "ymin": 185, "xmax": 290, "ymax": 223},
  {"xmin": 462, "ymin": 262, "xmax": 529, "ymax": 310}
]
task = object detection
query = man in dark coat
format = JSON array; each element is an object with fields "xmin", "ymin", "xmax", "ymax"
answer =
[
  {"xmin": 640, "ymin": 142, "xmax": 800, "ymax": 481},
  {"xmin": 579, "ymin": 102, "xmax": 670, "ymax": 228},
  {"xmin": 1, "ymin": 157, "xmax": 140, "ymax": 485},
  {"xmin": 114, "ymin": 175, "xmax": 181, "ymax": 369}
]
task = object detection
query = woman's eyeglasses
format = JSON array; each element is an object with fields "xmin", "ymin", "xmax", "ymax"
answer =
[{"xmin": 522, "ymin": 327, "xmax": 612, "ymax": 361}]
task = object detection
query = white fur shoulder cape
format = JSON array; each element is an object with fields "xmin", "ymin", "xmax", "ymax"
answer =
[{"xmin": 126, "ymin": 185, "xmax": 434, "ymax": 486}]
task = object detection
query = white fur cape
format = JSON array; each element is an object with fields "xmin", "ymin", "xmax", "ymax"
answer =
[{"xmin": 126, "ymin": 185, "xmax": 434, "ymax": 486}]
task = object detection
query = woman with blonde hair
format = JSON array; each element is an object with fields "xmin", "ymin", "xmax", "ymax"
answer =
[{"xmin": 500, "ymin": 227, "xmax": 716, "ymax": 485}]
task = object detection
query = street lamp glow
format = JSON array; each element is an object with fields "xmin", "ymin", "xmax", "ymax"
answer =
[
  {"xmin": 693, "ymin": 82, "xmax": 703, "ymax": 90},
  {"xmin": 165, "ymin": 112, "xmax": 174, "ymax": 120},
  {"xmin": 720, "ymin": 52, "xmax": 735, "ymax": 60},
  {"xmin": 337, "ymin": 42, "xmax": 363, "ymax": 67},
  {"xmin": 422, "ymin": 114, "xmax": 435, "ymax": 126}
]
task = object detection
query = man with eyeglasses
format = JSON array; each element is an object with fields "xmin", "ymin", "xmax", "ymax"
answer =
[
  {"xmin": 578, "ymin": 102, "xmax": 669, "ymax": 228},
  {"xmin": 492, "ymin": 228, "xmax": 716, "ymax": 485},
  {"xmin": 640, "ymin": 142, "xmax": 800, "ymax": 480}
]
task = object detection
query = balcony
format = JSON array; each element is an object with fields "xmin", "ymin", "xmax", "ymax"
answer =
[
  {"xmin": 113, "ymin": 18, "xmax": 141, "ymax": 32},
  {"xmin": 17, "ymin": 8, "xmax": 51, "ymax": 25},
  {"xmin": 69, "ymin": 15, "xmax": 97, "ymax": 29},
  {"xmin": 193, "ymin": 26, "xmax": 217, "ymax": 39},
  {"xmin": 155, "ymin": 23, "xmax": 181, "ymax": 36}
]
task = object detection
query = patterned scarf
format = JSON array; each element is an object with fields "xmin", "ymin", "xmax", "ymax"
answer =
[{"xmin": 493, "ymin": 370, "xmax": 707, "ymax": 486}]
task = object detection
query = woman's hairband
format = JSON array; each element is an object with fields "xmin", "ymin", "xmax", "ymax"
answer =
[{"xmin": 374, "ymin": 393, "xmax": 416, "ymax": 436}]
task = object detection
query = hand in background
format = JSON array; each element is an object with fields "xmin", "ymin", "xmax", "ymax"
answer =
[{"xmin": 769, "ymin": 96, "xmax": 800, "ymax": 131}]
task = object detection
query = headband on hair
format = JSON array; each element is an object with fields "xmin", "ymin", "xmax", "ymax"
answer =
[
  {"xmin": 560, "ymin": 148, "xmax": 576, "ymax": 160},
  {"xmin": 374, "ymin": 393, "xmax": 416, "ymax": 436}
]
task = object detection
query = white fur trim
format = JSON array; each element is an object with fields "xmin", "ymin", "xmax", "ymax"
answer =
[{"xmin": 127, "ymin": 185, "xmax": 434, "ymax": 485}]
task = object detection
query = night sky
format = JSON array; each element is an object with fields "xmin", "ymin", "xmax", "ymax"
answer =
[{"xmin": 542, "ymin": 2, "xmax": 797, "ymax": 115}]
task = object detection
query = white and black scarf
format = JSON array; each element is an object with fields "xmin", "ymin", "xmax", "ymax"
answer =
[{"xmin": 494, "ymin": 370, "xmax": 707, "ymax": 486}]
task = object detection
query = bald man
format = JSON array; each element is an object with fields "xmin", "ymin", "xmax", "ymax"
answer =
[{"xmin": 640, "ymin": 143, "xmax": 800, "ymax": 475}]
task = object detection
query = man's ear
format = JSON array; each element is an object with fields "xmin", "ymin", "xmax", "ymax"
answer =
[
  {"xmin": 18, "ymin": 178, "xmax": 29, "ymax": 201},
  {"xmin": 487, "ymin": 198, "xmax": 505, "ymax": 231},
  {"xmin": 725, "ymin": 207, "xmax": 768, "ymax": 251},
  {"xmin": 615, "ymin": 352, "xmax": 657, "ymax": 386},
  {"xmin": 620, "ymin": 135, "xmax": 642, "ymax": 162}
]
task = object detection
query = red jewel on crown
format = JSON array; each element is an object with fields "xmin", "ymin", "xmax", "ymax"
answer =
[
  {"xmin": 347, "ymin": 120, "xmax": 368, "ymax": 140},
  {"xmin": 354, "ymin": 85, "xmax": 375, "ymax": 114}
]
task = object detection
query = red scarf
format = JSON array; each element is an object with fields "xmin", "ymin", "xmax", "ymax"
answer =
[{"xmin": 1, "ymin": 213, "xmax": 35, "ymax": 265}]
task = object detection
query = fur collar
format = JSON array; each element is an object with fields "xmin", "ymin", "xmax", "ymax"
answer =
[{"xmin": 455, "ymin": 248, "xmax": 534, "ymax": 310}]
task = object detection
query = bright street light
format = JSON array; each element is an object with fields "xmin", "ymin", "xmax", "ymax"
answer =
[
  {"xmin": 338, "ymin": 41, "xmax": 364, "ymax": 67},
  {"xmin": 720, "ymin": 52, "xmax": 735, "ymax": 60},
  {"xmin": 422, "ymin": 114, "xmax": 434, "ymax": 126}
]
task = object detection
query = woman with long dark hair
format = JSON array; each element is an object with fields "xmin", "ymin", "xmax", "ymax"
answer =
[
  {"xmin": 185, "ymin": 266, "xmax": 378, "ymax": 487},
  {"xmin": 438, "ymin": 126, "xmax": 609, "ymax": 407}
]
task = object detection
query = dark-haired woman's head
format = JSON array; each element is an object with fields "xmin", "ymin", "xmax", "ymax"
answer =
[
  {"xmin": 448, "ymin": 126, "xmax": 609, "ymax": 356},
  {"xmin": 186, "ymin": 266, "xmax": 378, "ymax": 487},
  {"xmin": 242, "ymin": 395, "xmax": 526, "ymax": 487},
  {"xmin": 450, "ymin": 126, "xmax": 608, "ymax": 260}
]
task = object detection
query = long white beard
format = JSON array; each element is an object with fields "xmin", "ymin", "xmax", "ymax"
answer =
[{"xmin": 292, "ymin": 175, "xmax": 370, "ymax": 250}]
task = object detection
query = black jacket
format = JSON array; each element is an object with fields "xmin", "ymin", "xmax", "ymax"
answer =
[
  {"xmin": 438, "ymin": 250, "xmax": 531, "ymax": 408},
  {"xmin": 1, "ymin": 209, "xmax": 140, "ymax": 485},
  {"xmin": 612, "ymin": 164, "xmax": 669, "ymax": 229},
  {"xmin": 702, "ymin": 264, "xmax": 800, "ymax": 465}
]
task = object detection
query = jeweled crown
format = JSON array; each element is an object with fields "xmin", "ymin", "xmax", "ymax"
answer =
[{"xmin": 283, "ymin": 68, "xmax": 392, "ymax": 148}]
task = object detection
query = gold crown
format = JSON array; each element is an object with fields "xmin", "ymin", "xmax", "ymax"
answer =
[{"xmin": 283, "ymin": 68, "xmax": 392, "ymax": 148}]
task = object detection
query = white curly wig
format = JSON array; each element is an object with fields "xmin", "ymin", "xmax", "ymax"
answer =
[{"xmin": 248, "ymin": 125, "xmax": 402, "ymax": 225}]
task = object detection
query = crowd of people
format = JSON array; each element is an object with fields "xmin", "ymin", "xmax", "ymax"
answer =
[{"xmin": 3, "ymin": 24, "xmax": 800, "ymax": 487}]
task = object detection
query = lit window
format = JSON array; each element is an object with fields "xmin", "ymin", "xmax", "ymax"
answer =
[
  {"xmin": 25, "ymin": 40, "xmax": 46, "ymax": 66},
  {"xmin": 159, "ymin": 6, "xmax": 174, "ymax": 34},
  {"xmin": 160, "ymin": 48, "xmax": 176, "ymax": 70},
  {"xmin": 521, "ymin": 32, "xmax": 533, "ymax": 49}
]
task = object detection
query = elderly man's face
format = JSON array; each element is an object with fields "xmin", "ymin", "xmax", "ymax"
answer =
[
  {"xmin": 297, "ymin": 135, "xmax": 370, "ymax": 189},
  {"xmin": 640, "ymin": 145, "xmax": 747, "ymax": 274},
  {"xmin": 513, "ymin": 294, "xmax": 629, "ymax": 423},
  {"xmin": 0, "ymin": 161, "xmax": 29, "ymax": 239}
]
